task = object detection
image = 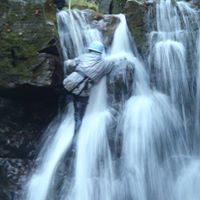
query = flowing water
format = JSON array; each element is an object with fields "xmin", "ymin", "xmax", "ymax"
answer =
[
  {"xmin": 25, "ymin": 104, "xmax": 75, "ymax": 200},
  {"xmin": 24, "ymin": 9, "xmax": 104, "ymax": 200},
  {"xmin": 24, "ymin": 1, "xmax": 200, "ymax": 200}
]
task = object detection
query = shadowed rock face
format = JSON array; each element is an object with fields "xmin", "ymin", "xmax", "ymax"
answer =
[{"xmin": 0, "ymin": 95, "xmax": 58, "ymax": 199}]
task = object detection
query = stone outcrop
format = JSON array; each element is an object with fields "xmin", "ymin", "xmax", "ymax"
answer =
[
  {"xmin": 124, "ymin": 0, "xmax": 148, "ymax": 55},
  {"xmin": 89, "ymin": 10, "xmax": 120, "ymax": 46},
  {"xmin": 107, "ymin": 58, "xmax": 134, "ymax": 110},
  {"xmin": 93, "ymin": 0, "xmax": 149, "ymax": 55}
]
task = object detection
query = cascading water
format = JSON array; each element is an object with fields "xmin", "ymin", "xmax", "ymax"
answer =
[
  {"xmin": 24, "ymin": 105, "xmax": 75, "ymax": 200},
  {"xmin": 23, "ymin": 1, "xmax": 200, "ymax": 200},
  {"xmin": 148, "ymin": 0, "xmax": 199, "ymax": 133},
  {"xmin": 61, "ymin": 78, "xmax": 115, "ymax": 200},
  {"xmin": 57, "ymin": 9, "xmax": 102, "ymax": 73},
  {"xmin": 147, "ymin": 0, "xmax": 200, "ymax": 199}
]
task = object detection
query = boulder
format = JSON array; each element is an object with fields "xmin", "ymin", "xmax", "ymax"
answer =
[
  {"xmin": 89, "ymin": 10, "xmax": 120, "ymax": 46},
  {"xmin": 107, "ymin": 58, "xmax": 134, "ymax": 110}
]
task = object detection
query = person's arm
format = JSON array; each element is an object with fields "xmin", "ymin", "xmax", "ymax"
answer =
[
  {"xmin": 64, "ymin": 58, "xmax": 80, "ymax": 74},
  {"xmin": 101, "ymin": 59, "xmax": 114, "ymax": 75}
]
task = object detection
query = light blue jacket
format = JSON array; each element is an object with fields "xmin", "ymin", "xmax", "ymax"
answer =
[{"xmin": 63, "ymin": 52, "xmax": 112, "ymax": 96}]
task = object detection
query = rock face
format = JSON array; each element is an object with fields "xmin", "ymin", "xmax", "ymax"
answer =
[
  {"xmin": 0, "ymin": 95, "xmax": 59, "ymax": 199},
  {"xmin": 93, "ymin": 0, "xmax": 126, "ymax": 14},
  {"xmin": 94, "ymin": 0, "xmax": 148, "ymax": 55},
  {"xmin": 111, "ymin": 0, "xmax": 127, "ymax": 13},
  {"xmin": 124, "ymin": 0, "xmax": 148, "ymax": 55},
  {"xmin": 107, "ymin": 58, "xmax": 134, "ymax": 111},
  {"xmin": 99, "ymin": 0, "xmax": 113, "ymax": 14},
  {"xmin": 89, "ymin": 11, "xmax": 120, "ymax": 46},
  {"xmin": 0, "ymin": 0, "xmax": 63, "ymax": 89}
]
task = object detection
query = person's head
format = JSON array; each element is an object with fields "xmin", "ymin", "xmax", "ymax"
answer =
[{"xmin": 88, "ymin": 41, "xmax": 104, "ymax": 54}]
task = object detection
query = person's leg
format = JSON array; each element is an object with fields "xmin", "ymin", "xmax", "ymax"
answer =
[
  {"xmin": 54, "ymin": 84, "xmax": 74, "ymax": 113},
  {"xmin": 73, "ymin": 95, "xmax": 89, "ymax": 134}
]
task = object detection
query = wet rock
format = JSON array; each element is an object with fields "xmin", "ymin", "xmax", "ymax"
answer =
[
  {"xmin": 106, "ymin": 58, "xmax": 134, "ymax": 158},
  {"xmin": 107, "ymin": 59, "xmax": 134, "ymax": 109},
  {"xmin": 99, "ymin": 0, "xmax": 113, "ymax": 14},
  {"xmin": 0, "ymin": 158, "xmax": 32, "ymax": 200},
  {"xmin": 124, "ymin": 0, "xmax": 148, "ymax": 54},
  {"xmin": 89, "ymin": 10, "xmax": 120, "ymax": 46}
]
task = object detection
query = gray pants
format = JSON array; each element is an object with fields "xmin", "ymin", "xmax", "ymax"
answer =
[{"xmin": 57, "ymin": 87, "xmax": 88, "ymax": 134}]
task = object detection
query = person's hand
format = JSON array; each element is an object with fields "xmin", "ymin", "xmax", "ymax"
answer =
[{"xmin": 65, "ymin": 59, "xmax": 74, "ymax": 66}]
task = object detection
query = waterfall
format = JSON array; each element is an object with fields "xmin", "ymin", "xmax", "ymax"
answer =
[
  {"xmin": 148, "ymin": 0, "xmax": 199, "ymax": 141},
  {"xmin": 25, "ymin": 104, "xmax": 75, "ymax": 200},
  {"xmin": 57, "ymin": 9, "xmax": 102, "ymax": 73},
  {"xmin": 147, "ymin": 0, "xmax": 200, "ymax": 199},
  {"xmin": 61, "ymin": 78, "xmax": 115, "ymax": 200},
  {"xmin": 23, "ymin": 1, "xmax": 200, "ymax": 200},
  {"xmin": 119, "ymin": 91, "xmax": 186, "ymax": 200}
]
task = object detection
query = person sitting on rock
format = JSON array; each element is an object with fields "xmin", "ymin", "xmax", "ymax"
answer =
[{"xmin": 63, "ymin": 41, "xmax": 112, "ymax": 134}]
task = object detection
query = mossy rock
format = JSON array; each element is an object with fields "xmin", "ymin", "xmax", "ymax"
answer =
[
  {"xmin": 124, "ymin": 0, "xmax": 147, "ymax": 54},
  {"xmin": 0, "ymin": 0, "xmax": 57, "ymax": 88},
  {"xmin": 111, "ymin": 0, "xmax": 127, "ymax": 13}
]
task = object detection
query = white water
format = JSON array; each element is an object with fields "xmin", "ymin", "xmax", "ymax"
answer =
[
  {"xmin": 148, "ymin": 0, "xmax": 200, "ymax": 199},
  {"xmin": 148, "ymin": 0, "xmax": 199, "ymax": 144},
  {"xmin": 62, "ymin": 78, "xmax": 115, "ymax": 200},
  {"xmin": 175, "ymin": 160, "xmax": 200, "ymax": 200},
  {"xmin": 25, "ymin": 104, "xmax": 75, "ymax": 200},
  {"xmin": 24, "ymin": 1, "xmax": 200, "ymax": 200},
  {"xmin": 57, "ymin": 9, "xmax": 102, "ymax": 73},
  {"xmin": 110, "ymin": 14, "xmax": 133, "ymax": 54}
]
